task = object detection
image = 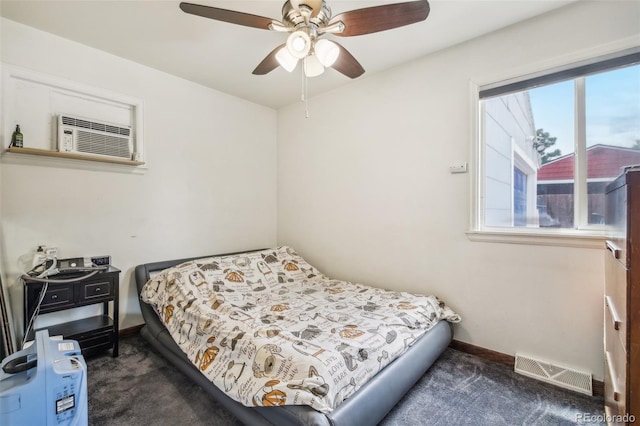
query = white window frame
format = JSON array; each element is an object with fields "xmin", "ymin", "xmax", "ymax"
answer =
[{"xmin": 468, "ymin": 46, "xmax": 640, "ymax": 248}]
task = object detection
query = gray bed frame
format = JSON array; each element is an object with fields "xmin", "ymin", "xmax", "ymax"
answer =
[{"xmin": 134, "ymin": 250, "xmax": 452, "ymax": 426}]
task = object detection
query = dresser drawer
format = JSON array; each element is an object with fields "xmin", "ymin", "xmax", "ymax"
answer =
[
  {"xmin": 40, "ymin": 284, "xmax": 75, "ymax": 312},
  {"xmin": 604, "ymin": 303, "xmax": 628, "ymax": 375},
  {"xmin": 80, "ymin": 280, "xmax": 114, "ymax": 302},
  {"xmin": 605, "ymin": 350, "xmax": 627, "ymax": 422},
  {"xmin": 605, "ymin": 248, "xmax": 628, "ymax": 351}
]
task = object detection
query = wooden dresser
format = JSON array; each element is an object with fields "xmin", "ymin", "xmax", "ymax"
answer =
[{"xmin": 604, "ymin": 168, "xmax": 639, "ymax": 425}]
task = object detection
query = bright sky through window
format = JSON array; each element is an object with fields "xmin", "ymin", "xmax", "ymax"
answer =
[{"xmin": 529, "ymin": 65, "xmax": 640, "ymax": 157}]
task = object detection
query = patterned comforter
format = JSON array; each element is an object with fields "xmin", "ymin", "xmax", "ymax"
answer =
[{"xmin": 141, "ymin": 246, "xmax": 460, "ymax": 413}]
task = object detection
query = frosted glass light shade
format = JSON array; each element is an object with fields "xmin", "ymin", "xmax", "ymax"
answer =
[
  {"xmin": 315, "ymin": 39, "xmax": 339, "ymax": 67},
  {"xmin": 304, "ymin": 55, "xmax": 325, "ymax": 77},
  {"xmin": 286, "ymin": 31, "xmax": 311, "ymax": 59},
  {"xmin": 276, "ymin": 47, "xmax": 299, "ymax": 72}
]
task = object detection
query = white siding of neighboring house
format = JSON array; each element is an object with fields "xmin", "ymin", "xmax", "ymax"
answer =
[{"xmin": 484, "ymin": 92, "xmax": 539, "ymax": 227}]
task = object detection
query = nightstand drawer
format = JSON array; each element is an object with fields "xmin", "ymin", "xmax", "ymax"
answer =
[
  {"xmin": 41, "ymin": 284, "xmax": 75, "ymax": 311},
  {"xmin": 81, "ymin": 281, "xmax": 114, "ymax": 301}
]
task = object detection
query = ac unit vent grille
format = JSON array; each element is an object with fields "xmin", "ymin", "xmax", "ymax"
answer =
[
  {"xmin": 514, "ymin": 354, "xmax": 592, "ymax": 395},
  {"xmin": 60, "ymin": 115, "xmax": 130, "ymax": 136},
  {"xmin": 76, "ymin": 130, "xmax": 131, "ymax": 159}
]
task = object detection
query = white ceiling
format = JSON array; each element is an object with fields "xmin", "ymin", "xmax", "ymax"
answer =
[{"xmin": 0, "ymin": 0, "xmax": 577, "ymax": 108}]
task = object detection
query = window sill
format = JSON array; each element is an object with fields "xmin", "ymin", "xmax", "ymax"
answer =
[{"xmin": 466, "ymin": 228, "xmax": 606, "ymax": 249}]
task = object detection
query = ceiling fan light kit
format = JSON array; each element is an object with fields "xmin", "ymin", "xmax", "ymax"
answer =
[
  {"xmin": 303, "ymin": 55, "xmax": 325, "ymax": 77},
  {"xmin": 286, "ymin": 30, "xmax": 311, "ymax": 59},
  {"xmin": 277, "ymin": 30, "xmax": 340, "ymax": 77},
  {"xmin": 314, "ymin": 39, "xmax": 339, "ymax": 67},
  {"xmin": 179, "ymin": 0, "xmax": 431, "ymax": 80},
  {"xmin": 275, "ymin": 47, "xmax": 299, "ymax": 72}
]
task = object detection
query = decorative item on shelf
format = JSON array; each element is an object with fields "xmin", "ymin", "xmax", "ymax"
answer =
[{"xmin": 10, "ymin": 125, "xmax": 23, "ymax": 148}]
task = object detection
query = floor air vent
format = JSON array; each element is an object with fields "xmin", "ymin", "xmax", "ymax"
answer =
[{"xmin": 514, "ymin": 354, "xmax": 592, "ymax": 395}]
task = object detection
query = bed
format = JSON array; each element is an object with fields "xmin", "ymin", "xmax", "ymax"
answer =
[{"xmin": 134, "ymin": 246, "xmax": 460, "ymax": 426}]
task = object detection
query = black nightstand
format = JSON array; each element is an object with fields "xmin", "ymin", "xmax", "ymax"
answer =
[{"xmin": 23, "ymin": 266, "xmax": 120, "ymax": 357}]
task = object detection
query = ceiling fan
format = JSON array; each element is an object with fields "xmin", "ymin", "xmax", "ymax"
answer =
[{"xmin": 179, "ymin": 1, "xmax": 431, "ymax": 79}]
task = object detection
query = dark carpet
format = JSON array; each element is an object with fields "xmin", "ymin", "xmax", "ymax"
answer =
[{"xmin": 86, "ymin": 335, "xmax": 605, "ymax": 425}]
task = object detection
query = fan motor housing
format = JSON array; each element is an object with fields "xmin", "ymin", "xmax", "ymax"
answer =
[{"xmin": 282, "ymin": 0, "xmax": 331, "ymax": 28}]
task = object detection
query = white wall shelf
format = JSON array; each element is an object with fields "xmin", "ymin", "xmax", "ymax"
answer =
[{"xmin": 5, "ymin": 147, "xmax": 145, "ymax": 166}]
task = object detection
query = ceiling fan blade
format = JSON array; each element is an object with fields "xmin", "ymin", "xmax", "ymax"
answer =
[
  {"xmin": 253, "ymin": 44, "xmax": 286, "ymax": 75},
  {"xmin": 180, "ymin": 2, "xmax": 276, "ymax": 30},
  {"xmin": 328, "ymin": 0, "xmax": 430, "ymax": 37},
  {"xmin": 331, "ymin": 43, "xmax": 365, "ymax": 79}
]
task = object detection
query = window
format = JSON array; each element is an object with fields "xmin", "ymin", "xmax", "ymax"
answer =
[{"xmin": 474, "ymin": 49, "xmax": 640, "ymax": 242}]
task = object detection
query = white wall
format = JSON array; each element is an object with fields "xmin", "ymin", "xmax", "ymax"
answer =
[
  {"xmin": 0, "ymin": 18, "xmax": 277, "ymax": 337},
  {"xmin": 277, "ymin": 1, "xmax": 640, "ymax": 380}
]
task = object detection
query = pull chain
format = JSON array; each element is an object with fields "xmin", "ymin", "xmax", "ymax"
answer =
[{"xmin": 301, "ymin": 64, "xmax": 309, "ymax": 118}]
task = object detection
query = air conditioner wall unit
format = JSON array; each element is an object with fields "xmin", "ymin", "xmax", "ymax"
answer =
[{"xmin": 57, "ymin": 114, "xmax": 133, "ymax": 160}]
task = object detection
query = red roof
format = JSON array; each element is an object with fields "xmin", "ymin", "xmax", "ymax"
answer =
[{"xmin": 538, "ymin": 145, "xmax": 640, "ymax": 181}]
